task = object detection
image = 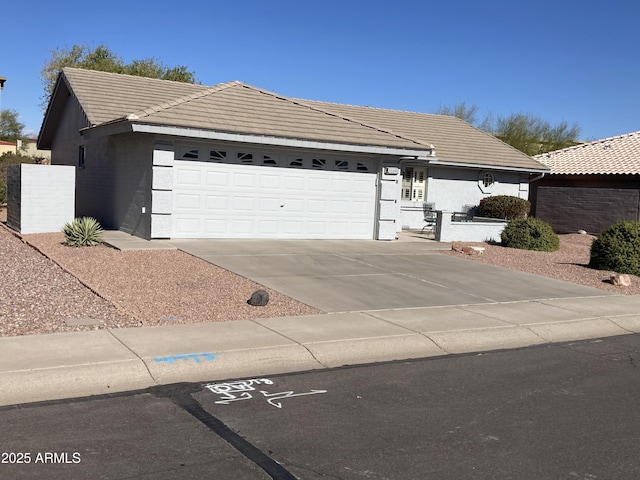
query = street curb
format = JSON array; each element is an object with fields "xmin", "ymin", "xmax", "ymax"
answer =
[{"xmin": 1, "ymin": 309, "xmax": 639, "ymax": 407}]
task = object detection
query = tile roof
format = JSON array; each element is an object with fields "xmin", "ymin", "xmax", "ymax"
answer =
[
  {"xmin": 298, "ymin": 99, "xmax": 544, "ymax": 171},
  {"xmin": 41, "ymin": 68, "xmax": 547, "ymax": 171},
  {"xmin": 535, "ymin": 130, "xmax": 640, "ymax": 175}
]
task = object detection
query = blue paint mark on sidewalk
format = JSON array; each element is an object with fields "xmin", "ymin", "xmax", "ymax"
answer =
[{"xmin": 153, "ymin": 352, "xmax": 218, "ymax": 365}]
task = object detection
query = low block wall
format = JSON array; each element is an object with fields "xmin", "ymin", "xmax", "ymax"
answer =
[
  {"xmin": 435, "ymin": 211, "xmax": 506, "ymax": 243},
  {"xmin": 7, "ymin": 164, "xmax": 75, "ymax": 234}
]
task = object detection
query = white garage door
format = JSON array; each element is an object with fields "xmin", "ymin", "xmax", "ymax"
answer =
[{"xmin": 172, "ymin": 150, "xmax": 377, "ymax": 239}]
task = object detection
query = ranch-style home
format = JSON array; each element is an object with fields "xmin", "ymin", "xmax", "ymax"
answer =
[{"xmin": 37, "ymin": 68, "xmax": 548, "ymax": 241}]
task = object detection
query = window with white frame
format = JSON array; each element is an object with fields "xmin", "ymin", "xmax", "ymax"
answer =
[{"xmin": 402, "ymin": 166, "xmax": 427, "ymax": 201}]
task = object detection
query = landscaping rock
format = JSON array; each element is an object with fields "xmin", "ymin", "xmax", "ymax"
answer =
[
  {"xmin": 247, "ymin": 289, "xmax": 270, "ymax": 306},
  {"xmin": 610, "ymin": 274, "xmax": 632, "ymax": 287}
]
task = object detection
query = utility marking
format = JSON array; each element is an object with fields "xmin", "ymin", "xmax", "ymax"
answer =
[
  {"xmin": 153, "ymin": 352, "xmax": 218, "ymax": 364},
  {"xmin": 204, "ymin": 378, "xmax": 327, "ymax": 409}
]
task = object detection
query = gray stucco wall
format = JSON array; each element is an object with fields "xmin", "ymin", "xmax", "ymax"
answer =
[
  {"xmin": 50, "ymin": 98, "xmax": 153, "ymax": 238},
  {"xmin": 110, "ymin": 134, "xmax": 153, "ymax": 239}
]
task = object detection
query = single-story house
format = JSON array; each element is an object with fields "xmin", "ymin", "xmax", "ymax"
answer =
[
  {"xmin": 531, "ymin": 131, "xmax": 640, "ymax": 234},
  {"xmin": 38, "ymin": 68, "xmax": 548, "ymax": 241},
  {"xmin": 0, "ymin": 140, "xmax": 17, "ymax": 155}
]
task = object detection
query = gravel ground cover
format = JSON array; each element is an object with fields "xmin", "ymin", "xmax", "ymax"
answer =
[
  {"xmin": 443, "ymin": 233, "xmax": 640, "ymax": 295},
  {"xmin": 0, "ymin": 212, "xmax": 319, "ymax": 336},
  {"xmin": 1, "ymin": 201, "xmax": 638, "ymax": 338}
]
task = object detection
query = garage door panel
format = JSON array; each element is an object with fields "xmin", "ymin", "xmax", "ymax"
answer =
[
  {"xmin": 175, "ymin": 217, "xmax": 201, "ymax": 234},
  {"xmin": 234, "ymin": 172, "xmax": 256, "ymax": 188},
  {"xmin": 176, "ymin": 193, "xmax": 201, "ymax": 210},
  {"xmin": 283, "ymin": 220, "xmax": 304, "ymax": 234},
  {"xmin": 285, "ymin": 175, "xmax": 306, "ymax": 190},
  {"xmin": 205, "ymin": 195, "xmax": 228, "ymax": 210},
  {"xmin": 353, "ymin": 200, "xmax": 373, "ymax": 214},
  {"xmin": 258, "ymin": 220, "xmax": 279, "ymax": 234},
  {"xmin": 260, "ymin": 174, "xmax": 281, "ymax": 189},
  {"xmin": 205, "ymin": 171, "xmax": 228, "ymax": 186},
  {"xmin": 232, "ymin": 219, "xmax": 254, "ymax": 233},
  {"xmin": 308, "ymin": 199, "xmax": 327, "ymax": 212},
  {"xmin": 284, "ymin": 198, "xmax": 305, "ymax": 212},
  {"xmin": 177, "ymin": 169, "xmax": 203, "ymax": 186},
  {"xmin": 204, "ymin": 218, "xmax": 227, "ymax": 234},
  {"xmin": 173, "ymin": 160, "xmax": 376, "ymax": 239},
  {"xmin": 259, "ymin": 197, "xmax": 282, "ymax": 212},
  {"xmin": 232, "ymin": 196, "xmax": 256, "ymax": 211},
  {"xmin": 308, "ymin": 177, "xmax": 329, "ymax": 192},
  {"xmin": 331, "ymin": 178, "xmax": 351, "ymax": 193}
]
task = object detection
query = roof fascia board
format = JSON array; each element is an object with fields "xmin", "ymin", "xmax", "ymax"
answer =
[
  {"xmin": 38, "ymin": 72, "xmax": 73, "ymax": 150},
  {"xmin": 427, "ymin": 159, "xmax": 549, "ymax": 174},
  {"xmin": 80, "ymin": 121, "xmax": 134, "ymax": 138},
  {"xmin": 130, "ymin": 123, "xmax": 435, "ymax": 157}
]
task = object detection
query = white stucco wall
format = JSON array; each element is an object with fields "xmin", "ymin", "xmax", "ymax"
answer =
[
  {"xmin": 400, "ymin": 165, "xmax": 529, "ymax": 231},
  {"xmin": 425, "ymin": 166, "xmax": 529, "ymax": 212},
  {"xmin": 7, "ymin": 164, "xmax": 75, "ymax": 234}
]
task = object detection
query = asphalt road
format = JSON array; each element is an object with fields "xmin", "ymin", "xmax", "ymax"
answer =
[{"xmin": 2, "ymin": 334, "xmax": 640, "ymax": 479}]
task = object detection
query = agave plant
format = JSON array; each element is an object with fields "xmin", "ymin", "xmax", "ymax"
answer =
[{"xmin": 62, "ymin": 217, "xmax": 105, "ymax": 247}]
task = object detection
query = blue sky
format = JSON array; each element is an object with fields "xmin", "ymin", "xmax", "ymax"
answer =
[{"xmin": 2, "ymin": 0, "xmax": 638, "ymax": 141}]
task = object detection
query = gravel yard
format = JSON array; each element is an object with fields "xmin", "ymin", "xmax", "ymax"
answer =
[
  {"xmin": 0, "ymin": 215, "xmax": 320, "ymax": 337},
  {"xmin": 443, "ymin": 233, "xmax": 640, "ymax": 295},
  {"xmin": 1, "ymin": 204, "xmax": 638, "ymax": 338}
]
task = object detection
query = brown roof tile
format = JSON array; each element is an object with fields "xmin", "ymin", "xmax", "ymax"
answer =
[
  {"xmin": 535, "ymin": 131, "xmax": 640, "ymax": 175},
  {"xmin": 47, "ymin": 68, "xmax": 547, "ymax": 171}
]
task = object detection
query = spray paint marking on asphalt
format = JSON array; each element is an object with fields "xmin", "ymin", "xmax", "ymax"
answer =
[{"xmin": 204, "ymin": 378, "xmax": 327, "ymax": 409}]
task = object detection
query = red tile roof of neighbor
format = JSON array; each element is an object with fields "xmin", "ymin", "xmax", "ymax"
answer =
[{"xmin": 535, "ymin": 130, "xmax": 640, "ymax": 175}]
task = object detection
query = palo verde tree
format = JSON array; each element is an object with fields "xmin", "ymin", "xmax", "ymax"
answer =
[
  {"xmin": 484, "ymin": 113, "xmax": 580, "ymax": 156},
  {"xmin": 436, "ymin": 102, "xmax": 581, "ymax": 155},
  {"xmin": 435, "ymin": 102, "xmax": 479, "ymax": 126},
  {"xmin": 40, "ymin": 44, "xmax": 198, "ymax": 108}
]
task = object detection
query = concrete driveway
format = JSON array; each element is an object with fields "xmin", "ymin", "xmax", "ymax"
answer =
[{"xmin": 168, "ymin": 236, "xmax": 613, "ymax": 313}]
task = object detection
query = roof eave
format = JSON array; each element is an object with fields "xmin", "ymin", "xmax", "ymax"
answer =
[
  {"xmin": 128, "ymin": 123, "xmax": 435, "ymax": 157},
  {"xmin": 427, "ymin": 159, "xmax": 549, "ymax": 174},
  {"xmin": 38, "ymin": 72, "xmax": 71, "ymax": 150}
]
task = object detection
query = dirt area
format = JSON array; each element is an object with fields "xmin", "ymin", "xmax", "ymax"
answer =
[{"xmin": 1, "ymin": 202, "xmax": 637, "ymax": 337}]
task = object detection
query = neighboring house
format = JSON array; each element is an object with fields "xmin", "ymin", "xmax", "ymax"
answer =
[
  {"xmin": 0, "ymin": 140, "xmax": 17, "ymax": 155},
  {"xmin": 38, "ymin": 68, "xmax": 547, "ymax": 240},
  {"xmin": 531, "ymin": 131, "xmax": 640, "ymax": 234},
  {"xmin": 22, "ymin": 139, "xmax": 51, "ymax": 162}
]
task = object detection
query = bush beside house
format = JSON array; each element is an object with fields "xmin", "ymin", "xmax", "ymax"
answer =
[
  {"xmin": 477, "ymin": 195, "xmax": 531, "ymax": 220},
  {"xmin": 589, "ymin": 221, "xmax": 640, "ymax": 276},
  {"xmin": 501, "ymin": 217, "xmax": 559, "ymax": 252}
]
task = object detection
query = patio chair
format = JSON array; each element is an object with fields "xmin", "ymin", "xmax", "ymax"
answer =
[{"xmin": 421, "ymin": 202, "xmax": 437, "ymax": 234}]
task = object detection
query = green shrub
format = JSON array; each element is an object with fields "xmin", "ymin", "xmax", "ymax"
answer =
[
  {"xmin": 0, "ymin": 180, "xmax": 5, "ymax": 204},
  {"xmin": 477, "ymin": 195, "xmax": 531, "ymax": 220},
  {"xmin": 500, "ymin": 217, "xmax": 559, "ymax": 252},
  {"xmin": 589, "ymin": 221, "xmax": 640, "ymax": 275},
  {"xmin": 62, "ymin": 217, "xmax": 104, "ymax": 247}
]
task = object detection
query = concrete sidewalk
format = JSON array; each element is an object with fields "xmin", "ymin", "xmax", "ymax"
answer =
[{"xmin": 2, "ymin": 295, "xmax": 640, "ymax": 407}]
